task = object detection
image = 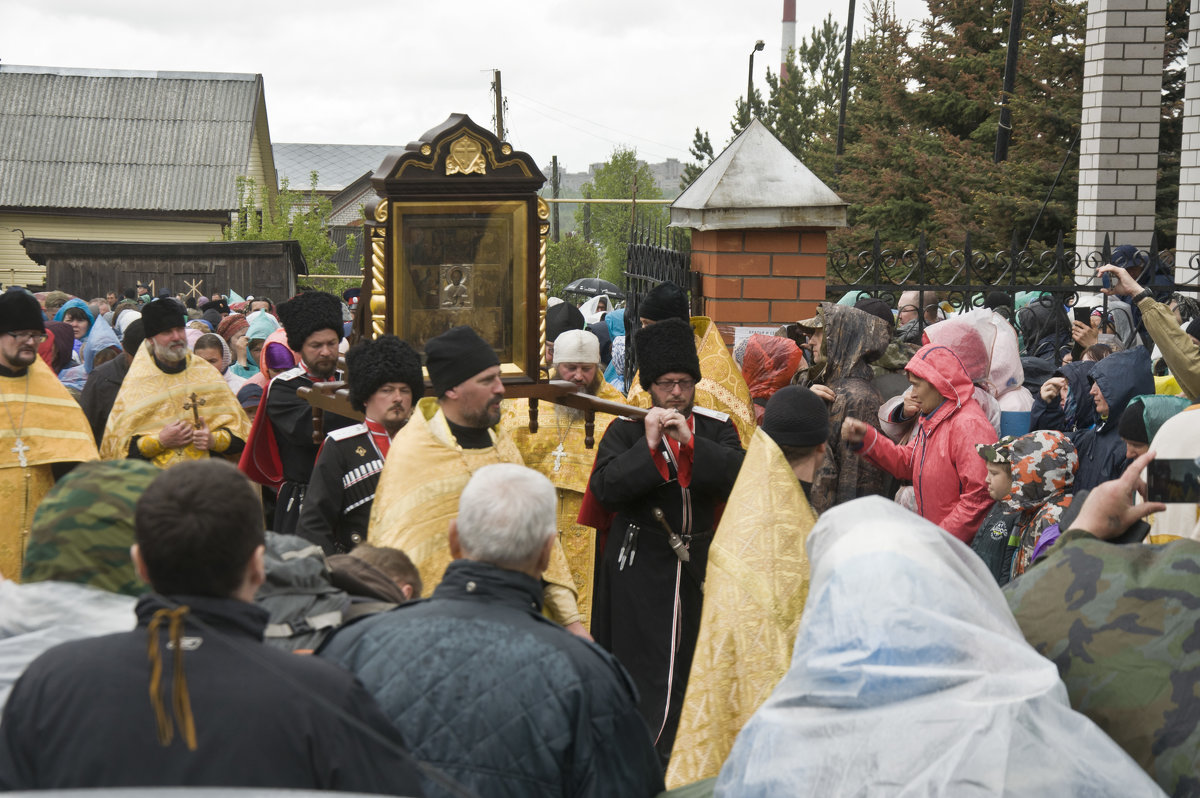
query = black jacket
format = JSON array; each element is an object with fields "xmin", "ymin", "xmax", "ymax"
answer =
[
  {"xmin": 80, "ymin": 353, "xmax": 130, "ymax": 445},
  {"xmin": 320, "ymin": 559, "xmax": 664, "ymax": 798},
  {"xmin": 0, "ymin": 594, "xmax": 424, "ymax": 795}
]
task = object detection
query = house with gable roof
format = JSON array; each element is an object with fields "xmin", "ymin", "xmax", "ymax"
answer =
[{"xmin": 0, "ymin": 64, "xmax": 278, "ymax": 288}]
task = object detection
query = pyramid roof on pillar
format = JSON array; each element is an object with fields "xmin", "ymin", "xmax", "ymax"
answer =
[{"xmin": 670, "ymin": 118, "xmax": 847, "ymax": 231}]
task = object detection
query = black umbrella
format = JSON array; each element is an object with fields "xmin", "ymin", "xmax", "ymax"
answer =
[{"xmin": 563, "ymin": 277, "xmax": 625, "ymax": 299}]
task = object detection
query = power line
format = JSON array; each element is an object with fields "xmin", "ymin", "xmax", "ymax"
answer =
[{"xmin": 505, "ymin": 90, "xmax": 691, "ymax": 161}]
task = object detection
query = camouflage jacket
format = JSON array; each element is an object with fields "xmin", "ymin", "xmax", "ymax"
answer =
[{"xmin": 1006, "ymin": 530, "xmax": 1200, "ymax": 797}]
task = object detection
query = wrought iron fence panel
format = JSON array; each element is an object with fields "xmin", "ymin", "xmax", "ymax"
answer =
[{"xmin": 623, "ymin": 219, "xmax": 693, "ymax": 387}]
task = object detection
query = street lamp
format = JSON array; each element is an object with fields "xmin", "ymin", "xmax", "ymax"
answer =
[{"xmin": 747, "ymin": 40, "xmax": 765, "ymax": 124}]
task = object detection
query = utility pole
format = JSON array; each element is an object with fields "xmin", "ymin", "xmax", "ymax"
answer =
[
  {"xmin": 835, "ymin": 0, "xmax": 856, "ymax": 158},
  {"xmin": 994, "ymin": 0, "xmax": 1024, "ymax": 163},
  {"xmin": 551, "ymin": 156, "xmax": 561, "ymax": 243},
  {"xmin": 492, "ymin": 69, "xmax": 505, "ymax": 140}
]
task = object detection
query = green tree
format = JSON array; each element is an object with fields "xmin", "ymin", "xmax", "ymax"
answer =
[
  {"xmin": 680, "ymin": 128, "xmax": 715, "ymax": 191},
  {"xmin": 1155, "ymin": 0, "xmax": 1188, "ymax": 247},
  {"xmin": 759, "ymin": 14, "xmax": 846, "ymax": 164},
  {"xmin": 546, "ymin": 233, "xmax": 602, "ymax": 297},
  {"xmin": 224, "ymin": 172, "xmax": 355, "ymax": 293},
  {"xmin": 575, "ymin": 148, "xmax": 667, "ymax": 285}
]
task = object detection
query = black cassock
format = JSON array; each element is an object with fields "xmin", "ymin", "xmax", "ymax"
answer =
[
  {"xmin": 265, "ymin": 368, "xmax": 354, "ymax": 536},
  {"xmin": 588, "ymin": 408, "xmax": 744, "ymax": 762},
  {"xmin": 296, "ymin": 423, "xmax": 384, "ymax": 554}
]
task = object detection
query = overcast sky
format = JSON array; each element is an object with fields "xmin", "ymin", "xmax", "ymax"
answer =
[{"xmin": 2, "ymin": 0, "xmax": 930, "ymax": 175}]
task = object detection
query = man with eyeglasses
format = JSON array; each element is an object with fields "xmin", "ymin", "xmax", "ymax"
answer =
[
  {"xmin": 0, "ymin": 288, "xmax": 98, "ymax": 582},
  {"xmin": 585, "ymin": 317, "xmax": 745, "ymax": 764}
]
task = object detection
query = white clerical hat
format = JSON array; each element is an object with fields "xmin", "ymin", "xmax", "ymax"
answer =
[{"xmin": 552, "ymin": 329, "xmax": 600, "ymax": 365}]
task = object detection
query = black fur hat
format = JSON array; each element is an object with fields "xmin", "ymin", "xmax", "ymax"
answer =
[
  {"xmin": 140, "ymin": 298, "xmax": 186, "ymax": 338},
  {"xmin": 277, "ymin": 291, "xmax": 344, "ymax": 351},
  {"xmin": 345, "ymin": 335, "xmax": 424, "ymax": 413},
  {"xmin": 636, "ymin": 317, "xmax": 700, "ymax": 390},
  {"xmin": 638, "ymin": 281, "xmax": 689, "ymax": 322}
]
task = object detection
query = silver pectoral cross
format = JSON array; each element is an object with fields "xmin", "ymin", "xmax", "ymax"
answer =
[
  {"xmin": 551, "ymin": 443, "xmax": 566, "ymax": 473},
  {"xmin": 11, "ymin": 438, "xmax": 29, "ymax": 468}
]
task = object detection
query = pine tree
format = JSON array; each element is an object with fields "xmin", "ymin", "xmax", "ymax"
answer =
[{"xmin": 680, "ymin": 128, "xmax": 715, "ymax": 191}]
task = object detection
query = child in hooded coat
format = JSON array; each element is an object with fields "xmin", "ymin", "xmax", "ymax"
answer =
[{"xmin": 971, "ymin": 430, "xmax": 1078, "ymax": 586}]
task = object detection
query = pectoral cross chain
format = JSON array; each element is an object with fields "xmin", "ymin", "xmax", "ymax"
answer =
[
  {"xmin": 182, "ymin": 393, "xmax": 206, "ymax": 428},
  {"xmin": 11, "ymin": 438, "xmax": 29, "ymax": 468}
]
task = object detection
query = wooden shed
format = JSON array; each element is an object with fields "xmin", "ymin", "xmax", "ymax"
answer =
[{"xmin": 21, "ymin": 238, "xmax": 306, "ymax": 300}]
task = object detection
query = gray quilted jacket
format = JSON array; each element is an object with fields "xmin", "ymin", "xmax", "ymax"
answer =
[{"xmin": 319, "ymin": 559, "xmax": 664, "ymax": 798}]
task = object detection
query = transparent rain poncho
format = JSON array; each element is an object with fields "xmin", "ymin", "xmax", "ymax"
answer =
[{"xmin": 716, "ymin": 496, "xmax": 1165, "ymax": 797}]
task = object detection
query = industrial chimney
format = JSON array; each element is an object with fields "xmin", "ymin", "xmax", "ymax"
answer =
[{"xmin": 781, "ymin": 0, "xmax": 796, "ymax": 79}]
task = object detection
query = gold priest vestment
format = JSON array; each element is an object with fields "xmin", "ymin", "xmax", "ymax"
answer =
[
  {"xmin": 499, "ymin": 378, "xmax": 626, "ymax": 629},
  {"xmin": 664, "ymin": 426, "xmax": 818, "ymax": 787},
  {"xmin": 1, "ymin": 358, "xmax": 99, "ymax": 581},
  {"xmin": 370, "ymin": 397, "xmax": 582, "ymax": 625},
  {"xmin": 100, "ymin": 347, "xmax": 251, "ymax": 468},
  {"xmin": 627, "ymin": 316, "xmax": 755, "ymax": 445}
]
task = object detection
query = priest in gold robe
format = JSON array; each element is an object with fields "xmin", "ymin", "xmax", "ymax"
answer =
[
  {"xmin": 0, "ymin": 288, "xmax": 99, "ymax": 581},
  {"xmin": 100, "ymin": 298, "xmax": 251, "ymax": 468},
  {"xmin": 626, "ymin": 282, "xmax": 756, "ymax": 445},
  {"xmin": 369, "ymin": 325, "xmax": 586, "ymax": 636},
  {"xmin": 665, "ymin": 385, "xmax": 827, "ymax": 787},
  {"xmin": 500, "ymin": 329, "xmax": 626, "ymax": 629}
]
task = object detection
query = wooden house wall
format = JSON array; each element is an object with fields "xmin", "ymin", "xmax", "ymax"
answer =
[
  {"xmin": 0, "ymin": 214, "xmax": 224, "ymax": 289},
  {"xmin": 34, "ymin": 245, "xmax": 300, "ymax": 300}
]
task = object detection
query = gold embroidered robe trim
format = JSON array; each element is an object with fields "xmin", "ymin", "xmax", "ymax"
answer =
[
  {"xmin": 499, "ymin": 379, "xmax": 626, "ymax": 629},
  {"xmin": 1, "ymin": 358, "xmax": 99, "ymax": 581},
  {"xmin": 370, "ymin": 397, "xmax": 581, "ymax": 625},
  {"xmin": 664, "ymin": 427, "xmax": 818, "ymax": 787},
  {"xmin": 627, "ymin": 316, "xmax": 756, "ymax": 445},
  {"xmin": 99, "ymin": 347, "xmax": 251, "ymax": 467}
]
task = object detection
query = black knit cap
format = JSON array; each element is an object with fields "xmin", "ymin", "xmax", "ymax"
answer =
[
  {"xmin": 854, "ymin": 297, "xmax": 895, "ymax": 327},
  {"xmin": 762, "ymin": 385, "xmax": 830, "ymax": 448},
  {"xmin": 345, "ymin": 335, "xmax": 425, "ymax": 413},
  {"xmin": 547, "ymin": 301, "xmax": 585, "ymax": 341},
  {"xmin": 425, "ymin": 326, "xmax": 500, "ymax": 396},
  {"xmin": 140, "ymin": 298, "xmax": 187, "ymax": 338},
  {"xmin": 0, "ymin": 288, "xmax": 45, "ymax": 334},
  {"xmin": 636, "ymin": 317, "xmax": 700, "ymax": 390},
  {"xmin": 1117, "ymin": 397, "xmax": 1149, "ymax": 444},
  {"xmin": 638, "ymin": 281, "xmax": 689, "ymax": 322},
  {"xmin": 277, "ymin": 291, "xmax": 344, "ymax": 351}
]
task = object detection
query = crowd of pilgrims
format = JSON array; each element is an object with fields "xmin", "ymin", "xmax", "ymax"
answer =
[{"xmin": 1, "ymin": 255, "xmax": 1199, "ymax": 797}]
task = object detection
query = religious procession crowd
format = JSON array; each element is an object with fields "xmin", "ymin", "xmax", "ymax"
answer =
[{"xmin": 1, "ymin": 253, "xmax": 1199, "ymax": 797}]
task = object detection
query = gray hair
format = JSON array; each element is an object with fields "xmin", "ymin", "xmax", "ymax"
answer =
[{"xmin": 456, "ymin": 463, "xmax": 556, "ymax": 569}]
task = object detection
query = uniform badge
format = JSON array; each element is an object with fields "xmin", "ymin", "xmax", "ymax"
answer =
[{"xmin": 355, "ymin": 446, "xmax": 367, "ymax": 457}]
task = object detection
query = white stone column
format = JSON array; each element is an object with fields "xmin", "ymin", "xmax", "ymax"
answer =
[
  {"xmin": 1075, "ymin": 0, "xmax": 1166, "ymax": 263},
  {"xmin": 1174, "ymin": 0, "xmax": 1200, "ymax": 284}
]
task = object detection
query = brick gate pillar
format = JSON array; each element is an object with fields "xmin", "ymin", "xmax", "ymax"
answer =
[
  {"xmin": 1174, "ymin": 0, "xmax": 1200, "ymax": 283},
  {"xmin": 1075, "ymin": 0, "xmax": 1166, "ymax": 257},
  {"xmin": 671, "ymin": 120, "xmax": 847, "ymax": 333}
]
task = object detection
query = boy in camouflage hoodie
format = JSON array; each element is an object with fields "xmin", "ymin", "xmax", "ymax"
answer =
[{"xmin": 970, "ymin": 430, "xmax": 1078, "ymax": 586}]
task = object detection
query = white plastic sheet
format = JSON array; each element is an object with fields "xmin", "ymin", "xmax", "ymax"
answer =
[
  {"xmin": 0, "ymin": 580, "xmax": 136, "ymax": 711},
  {"xmin": 716, "ymin": 497, "xmax": 1165, "ymax": 797}
]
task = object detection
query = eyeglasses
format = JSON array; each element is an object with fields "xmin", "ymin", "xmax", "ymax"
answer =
[
  {"xmin": 653, "ymin": 378, "xmax": 695, "ymax": 392},
  {"xmin": 3, "ymin": 331, "xmax": 48, "ymax": 343}
]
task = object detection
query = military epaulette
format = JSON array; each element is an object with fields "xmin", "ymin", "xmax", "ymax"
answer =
[
  {"xmin": 326, "ymin": 423, "xmax": 368, "ymax": 442},
  {"xmin": 693, "ymin": 406, "xmax": 730, "ymax": 423},
  {"xmin": 271, "ymin": 366, "xmax": 306, "ymax": 384}
]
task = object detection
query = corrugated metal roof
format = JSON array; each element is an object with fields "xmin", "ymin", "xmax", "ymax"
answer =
[
  {"xmin": 273, "ymin": 143, "xmax": 400, "ymax": 193},
  {"xmin": 0, "ymin": 64, "xmax": 262, "ymax": 212}
]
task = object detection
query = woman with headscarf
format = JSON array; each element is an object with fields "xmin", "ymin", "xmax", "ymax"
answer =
[
  {"xmin": 53, "ymin": 299, "xmax": 94, "ymax": 365},
  {"xmin": 739, "ymin": 334, "xmax": 803, "ymax": 423},
  {"xmin": 717, "ymin": 497, "xmax": 1164, "ymax": 797},
  {"xmin": 218, "ymin": 313, "xmax": 257, "ymax": 379}
]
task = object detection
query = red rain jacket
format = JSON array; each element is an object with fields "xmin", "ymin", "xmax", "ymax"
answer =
[{"xmin": 855, "ymin": 343, "xmax": 997, "ymax": 542}]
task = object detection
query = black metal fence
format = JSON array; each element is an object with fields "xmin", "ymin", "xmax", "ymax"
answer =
[
  {"xmin": 826, "ymin": 231, "xmax": 1200, "ymax": 310},
  {"xmin": 622, "ymin": 220, "xmax": 694, "ymax": 385}
]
